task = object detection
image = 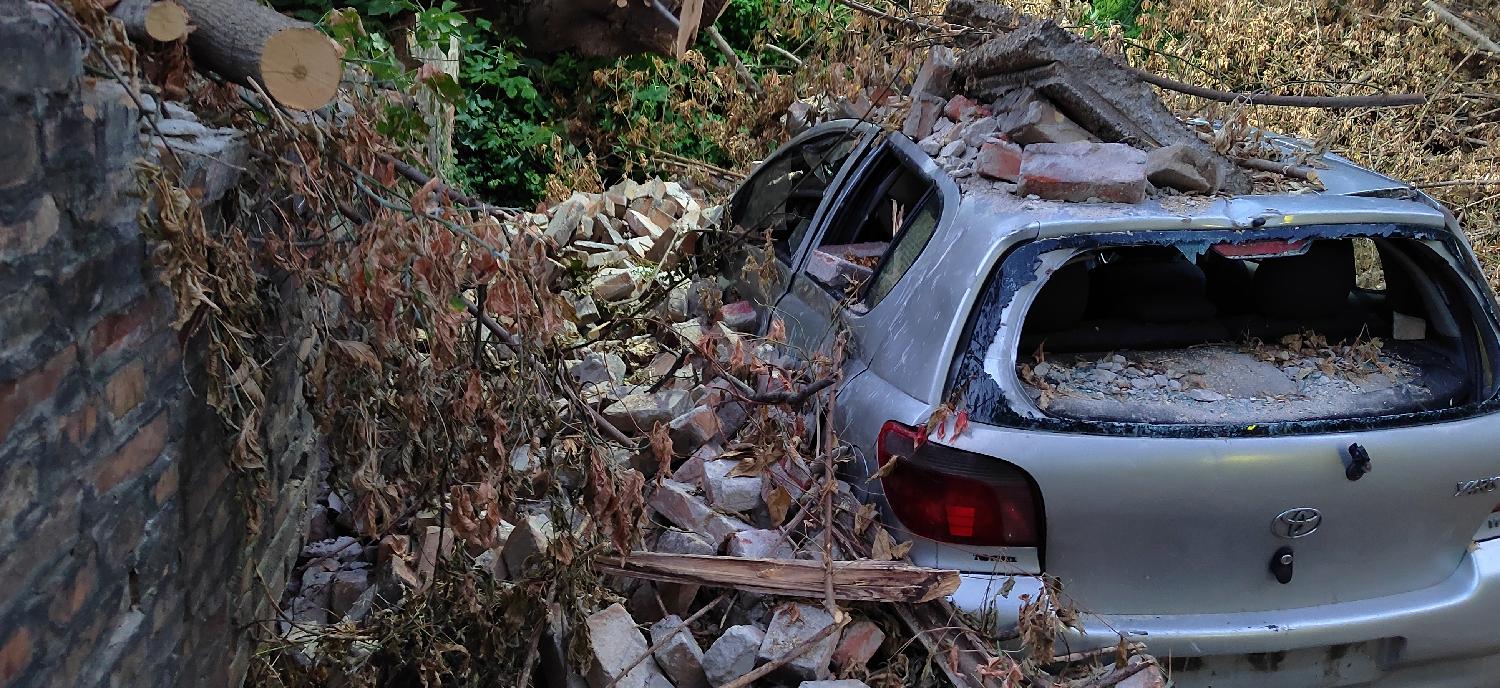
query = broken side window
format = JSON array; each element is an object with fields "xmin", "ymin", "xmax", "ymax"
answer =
[
  {"xmin": 728, "ymin": 131, "xmax": 861, "ymax": 264},
  {"xmin": 803, "ymin": 145, "xmax": 934, "ymax": 298}
]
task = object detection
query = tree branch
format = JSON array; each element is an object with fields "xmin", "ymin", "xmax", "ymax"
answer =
[
  {"xmin": 1132, "ymin": 68, "xmax": 1427, "ymax": 108},
  {"xmin": 745, "ymin": 375, "xmax": 836, "ymax": 408}
]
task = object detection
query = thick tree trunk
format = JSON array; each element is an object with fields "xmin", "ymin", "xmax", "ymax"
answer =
[
  {"xmin": 111, "ymin": 0, "xmax": 190, "ymax": 43},
  {"xmin": 174, "ymin": 0, "xmax": 341, "ymax": 110}
]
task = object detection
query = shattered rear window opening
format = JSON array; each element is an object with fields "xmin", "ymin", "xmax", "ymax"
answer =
[{"xmin": 951, "ymin": 224, "xmax": 1500, "ymax": 434}]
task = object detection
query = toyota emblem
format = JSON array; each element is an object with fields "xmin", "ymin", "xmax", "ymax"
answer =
[{"xmin": 1272, "ymin": 508, "xmax": 1322, "ymax": 539}]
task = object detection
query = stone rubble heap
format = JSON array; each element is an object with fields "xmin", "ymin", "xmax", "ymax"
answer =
[
  {"xmin": 1020, "ymin": 336, "xmax": 1424, "ymax": 415},
  {"xmin": 269, "ymin": 175, "xmax": 998, "ymax": 687}
]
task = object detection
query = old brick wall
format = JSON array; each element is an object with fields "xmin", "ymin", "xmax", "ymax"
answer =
[{"xmin": 0, "ymin": 3, "xmax": 321, "ymax": 686}]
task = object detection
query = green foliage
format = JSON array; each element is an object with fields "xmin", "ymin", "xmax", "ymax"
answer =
[
  {"xmin": 1087, "ymin": 0, "xmax": 1146, "ymax": 37},
  {"xmin": 267, "ymin": 0, "xmax": 829, "ymax": 206},
  {"xmin": 453, "ymin": 32, "xmax": 558, "ymax": 203}
]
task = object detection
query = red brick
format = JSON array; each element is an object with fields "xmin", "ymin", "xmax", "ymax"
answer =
[
  {"xmin": 0, "ymin": 344, "xmax": 77, "ymax": 445},
  {"xmin": 94, "ymin": 414, "xmax": 168, "ymax": 493},
  {"xmin": 0, "ymin": 626, "xmax": 31, "ymax": 683},
  {"xmin": 62, "ymin": 400, "xmax": 99, "ymax": 447},
  {"xmin": 152, "ymin": 464, "xmax": 178, "ymax": 505},
  {"xmin": 942, "ymin": 94, "xmax": 990, "ymax": 121},
  {"xmin": 976, "ymin": 139, "xmax": 1023, "ymax": 182},
  {"xmin": 831, "ymin": 619, "xmax": 885, "ymax": 670},
  {"xmin": 104, "ymin": 359, "xmax": 147, "ymax": 418},
  {"xmin": 88, "ymin": 299, "xmax": 158, "ymax": 358},
  {"xmin": 49, "ymin": 552, "xmax": 96, "ymax": 625},
  {"xmin": 1018, "ymin": 142, "xmax": 1148, "ymax": 204}
]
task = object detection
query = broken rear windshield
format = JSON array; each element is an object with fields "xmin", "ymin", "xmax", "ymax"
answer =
[{"xmin": 949, "ymin": 224, "xmax": 1500, "ymax": 435}]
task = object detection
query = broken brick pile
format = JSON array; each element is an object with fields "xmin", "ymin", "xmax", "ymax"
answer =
[
  {"xmin": 792, "ymin": 13, "xmax": 1255, "ymax": 206},
  {"xmin": 265, "ymin": 174, "xmax": 974, "ymax": 687}
]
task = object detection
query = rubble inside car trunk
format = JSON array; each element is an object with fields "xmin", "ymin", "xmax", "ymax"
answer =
[
  {"xmin": 1017, "ymin": 334, "xmax": 1457, "ymax": 425},
  {"xmin": 269, "ymin": 171, "xmax": 1166, "ymax": 687}
]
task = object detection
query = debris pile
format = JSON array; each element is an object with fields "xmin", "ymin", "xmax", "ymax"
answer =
[
  {"xmin": 790, "ymin": 10, "xmax": 1294, "ymax": 203},
  {"xmin": 1018, "ymin": 333, "xmax": 1445, "ymax": 424},
  {"xmin": 267, "ymin": 168, "xmax": 1165, "ymax": 685}
]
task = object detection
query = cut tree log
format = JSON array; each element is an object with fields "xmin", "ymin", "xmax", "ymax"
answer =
[
  {"xmin": 597, "ymin": 552, "xmax": 960, "ymax": 603},
  {"xmin": 173, "ymin": 0, "xmax": 341, "ymax": 110},
  {"xmin": 112, "ymin": 0, "xmax": 190, "ymax": 42}
]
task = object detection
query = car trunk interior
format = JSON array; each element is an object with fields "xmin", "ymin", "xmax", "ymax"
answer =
[{"xmin": 1014, "ymin": 236, "xmax": 1488, "ymax": 424}]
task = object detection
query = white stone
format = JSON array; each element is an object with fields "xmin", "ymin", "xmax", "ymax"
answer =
[
  {"xmin": 758, "ymin": 603, "xmax": 840, "ymax": 682},
  {"xmin": 584, "ymin": 604, "xmax": 674, "ymax": 688},
  {"xmin": 650, "ymin": 616, "xmax": 710, "ymax": 688}
]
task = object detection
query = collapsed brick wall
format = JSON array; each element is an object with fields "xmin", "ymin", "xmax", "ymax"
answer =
[{"xmin": 0, "ymin": 3, "xmax": 320, "ymax": 685}]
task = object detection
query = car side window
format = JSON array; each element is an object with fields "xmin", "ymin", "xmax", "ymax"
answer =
[
  {"xmin": 729, "ymin": 132, "xmax": 861, "ymax": 264},
  {"xmin": 804, "ymin": 145, "xmax": 937, "ymax": 303},
  {"xmin": 865, "ymin": 189, "xmax": 940, "ymax": 307}
]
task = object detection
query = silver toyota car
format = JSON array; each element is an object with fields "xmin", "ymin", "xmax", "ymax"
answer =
[{"xmin": 723, "ymin": 119, "xmax": 1500, "ymax": 687}]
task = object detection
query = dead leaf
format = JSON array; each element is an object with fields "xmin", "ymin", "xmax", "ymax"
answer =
[
  {"xmin": 867, "ymin": 456, "xmax": 900, "ymax": 482},
  {"xmin": 951, "ymin": 409, "xmax": 969, "ymax": 438},
  {"xmin": 650, "ymin": 422, "xmax": 674, "ymax": 476},
  {"xmin": 854, "ymin": 502, "xmax": 876, "ymax": 535},
  {"xmin": 871, "ymin": 526, "xmax": 896, "ymax": 560},
  {"xmin": 765, "ymin": 485, "xmax": 791, "ymax": 526},
  {"xmin": 334, "ymin": 339, "xmax": 381, "ymax": 371}
]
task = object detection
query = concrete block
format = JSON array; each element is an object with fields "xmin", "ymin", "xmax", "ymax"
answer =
[
  {"xmin": 501, "ymin": 513, "xmax": 556, "ymax": 579},
  {"xmin": 669, "ymin": 405, "xmax": 722, "ymax": 456},
  {"xmin": 702, "ymin": 460, "xmax": 762, "ymax": 513},
  {"xmin": 604, "ymin": 392, "xmax": 678, "ymax": 436},
  {"xmin": 1005, "ymin": 99, "xmax": 1095, "ymax": 145},
  {"xmin": 648, "ymin": 480, "xmax": 750, "ymax": 546},
  {"xmin": 1145, "ymin": 143, "xmax": 1218, "ymax": 193},
  {"xmin": 655, "ymin": 529, "xmax": 716, "ymax": 556},
  {"xmin": 902, "ymin": 94, "xmax": 945, "ymax": 140},
  {"xmin": 725, "ymin": 529, "xmax": 794, "ymax": 560},
  {"xmin": 584, "ymin": 604, "xmax": 672, "ymax": 688},
  {"xmin": 910, "ymin": 45, "xmax": 956, "ymax": 99}
]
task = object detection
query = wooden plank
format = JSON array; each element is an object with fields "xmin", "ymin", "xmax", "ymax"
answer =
[{"xmin": 596, "ymin": 552, "xmax": 960, "ymax": 603}]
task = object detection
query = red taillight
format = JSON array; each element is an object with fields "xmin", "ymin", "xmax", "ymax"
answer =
[{"xmin": 875, "ymin": 420, "xmax": 1042, "ymax": 547}]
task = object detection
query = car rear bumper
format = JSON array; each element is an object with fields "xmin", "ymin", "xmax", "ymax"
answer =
[{"xmin": 951, "ymin": 539, "xmax": 1500, "ymax": 686}]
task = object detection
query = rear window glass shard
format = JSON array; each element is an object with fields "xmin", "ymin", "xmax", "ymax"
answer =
[{"xmin": 951, "ymin": 224, "xmax": 1500, "ymax": 434}]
